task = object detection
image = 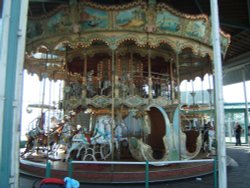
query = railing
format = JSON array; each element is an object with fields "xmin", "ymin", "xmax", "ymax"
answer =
[{"xmin": 21, "ymin": 158, "xmax": 217, "ymax": 188}]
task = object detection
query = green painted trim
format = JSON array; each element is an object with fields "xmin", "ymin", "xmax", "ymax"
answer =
[
  {"xmin": 0, "ymin": 1, "xmax": 22, "ymax": 187},
  {"xmin": 46, "ymin": 162, "xmax": 51, "ymax": 178},
  {"xmin": 224, "ymin": 102, "xmax": 250, "ymax": 106},
  {"xmin": 245, "ymin": 110, "xmax": 249, "ymax": 143},
  {"xmin": 213, "ymin": 158, "xmax": 218, "ymax": 188},
  {"xmin": 145, "ymin": 160, "xmax": 149, "ymax": 188},
  {"xmin": 68, "ymin": 159, "xmax": 73, "ymax": 178}
]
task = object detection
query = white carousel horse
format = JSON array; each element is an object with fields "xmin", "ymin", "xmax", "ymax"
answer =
[
  {"xmin": 65, "ymin": 128, "xmax": 91, "ymax": 161},
  {"xmin": 100, "ymin": 80, "xmax": 111, "ymax": 96},
  {"xmin": 89, "ymin": 115, "xmax": 113, "ymax": 160},
  {"xmin": 91, "ymin": 115, "xmax": 129, "ymax": 157},
  {"xmin": 65, "ymin": 115, "xmax": 128, "ymax": 161},
  {"xmin": 65, "ymin": 115, "xmax": 112, "ymax": 161},
  {"xmin": 49, "ymin": 121, "xmax": 74, "ymax": 156},
  {"xmin": 86, "ymin": 70, "xmax": 96, "ymax": 97},
  {"xmin": 207, "ymin": 126, "xmax": 215, "ymax": 152},
  {"xmin": 201, "ymin": 123, "xmax": 216, "ymax": 153}
]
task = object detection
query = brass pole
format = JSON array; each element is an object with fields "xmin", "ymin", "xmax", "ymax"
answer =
[
  {"xmin": 111, "ymin": 47, "xmax": 116, "ymax": 162},
  {"xmin": 176, "ymin": 52, "xmax": 180, "ymax": 103},
  {"xmin": 148, "ymin": 48, "xmax": 152, "ymax": 100},
  {"xmin": 130, "ymin": 48, "xmax": 134, "ymax": 95},
  {"xmin": 170, "ymin": 61, "xmax": 175, "ymax": 102},
  {"xmin": 82, "ymin": 52, "xmax": 87, "ymax": 99},
  {"xmin": 176, "ymin": 52, "xmax": 181, "ymax": 160}
]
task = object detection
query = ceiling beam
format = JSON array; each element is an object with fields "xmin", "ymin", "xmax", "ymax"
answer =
[
  {"xmin": 220, "ymin": 21, "xmax": 249, "ymax": 30},
  {"xmin": 42, "ymin": 2, "xmax": 47, "ymax": 14},
  {"xmin": 225, "ymin": 50, "xmax": 250, "ymax": 67},
  {"xmin": 29, "ymin": 0, "xmax": 68, "ymax": 3},
  {"xmin": 247, "ymin": 0, "xmax": 250, "ymax": 26},
  {"xmin": 194, "ymin": 0, "xmax": 204, "ymax": 14}
]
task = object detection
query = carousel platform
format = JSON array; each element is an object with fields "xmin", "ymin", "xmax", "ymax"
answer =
[
  {"xmin": 19, "ymin": 144, "xmax": 249, "ymax": 188},
  {"xmin": 20, "ymin": 150, "xmax": 215, "ymax": 183}
]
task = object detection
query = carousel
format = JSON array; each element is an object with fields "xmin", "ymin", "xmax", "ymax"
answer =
[{"xmin": 20, "ymin": 0, "xmax": 230, "ymax": 183}]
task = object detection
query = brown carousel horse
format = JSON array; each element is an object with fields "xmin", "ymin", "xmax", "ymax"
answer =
[
  {"xmin": 21, "ymin": 116, "xmax": 67, "ymax": 158},
  {"xmin": 21, "ymin": 105, "xmax": 85, "ymax": 158},
  {"xmin": 21, "ymin": 113, "xmax": 46, "ymax": 157}
]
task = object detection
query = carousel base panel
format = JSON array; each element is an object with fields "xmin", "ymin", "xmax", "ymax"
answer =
[{"xmin": 20, "ymin": 152, "xmax": 215, "ymax": 183}]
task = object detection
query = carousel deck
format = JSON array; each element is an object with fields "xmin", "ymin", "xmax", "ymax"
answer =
[{"xmin": 20, "ymin": 150, "xmax": 215, "ymax": 183}]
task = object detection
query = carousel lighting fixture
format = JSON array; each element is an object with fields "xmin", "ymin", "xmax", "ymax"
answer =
[
  {"xmin": 26, "ymin": 107, "xmax": 32, "ymax": 114},
  {"xmin": 84, "ymin": 108, "xmax": 92, "ymax": 114}
]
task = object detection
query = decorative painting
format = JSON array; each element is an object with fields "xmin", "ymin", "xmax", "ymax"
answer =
[
  {"xmin": 185, "ymin": 20, "xmax": 206, "ymax": 39},
  {"xmin": 25, "ymin": 2, "xmax": 230, "ymax": 56},
  {"xmin": 220, "ymin": 34, "xmax": 231, "ymax": 54},
  {"xmin": 26, "ymin": 21, "xmax": 43, "ymax": 39},
  {"xmin": 47, "ymin": 11, "xmax": 72, "ymax": 33},
  {"xmin": 116, "ymin": 7, "xmax": 146, "ymax": 29},
  {"xmin": 156, "ymin": 11, "xmax": 180, "ymax": 32},
  {"xmin": 79, "ymin": 7, "xmax": 109, "ymax": 29}
]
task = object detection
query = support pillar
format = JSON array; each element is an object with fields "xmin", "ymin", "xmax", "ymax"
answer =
[
  {"xmin": 210, "ymin": 0, "xmax": 227, "ymax": 187},
  {"xmin": 242, "ymin": 69, "xmax": 249, "ymax": 144},
  {"xmin": 0, "ymin": 1, "xmax": 29, "ymax": 187}
]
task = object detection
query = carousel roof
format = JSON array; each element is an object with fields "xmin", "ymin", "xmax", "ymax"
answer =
[
  {"xmin": 26, "ymin": 0, "xmax": 250, "ymax": 84},
  {"xmin": 27, "ymin": 0, "xmax": 250, "ymax": 62}
]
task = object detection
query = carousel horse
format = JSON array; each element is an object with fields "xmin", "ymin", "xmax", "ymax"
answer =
[
  {"xmin": 65, "ymin": 115, "xmax": 128, "ymax": 161},
  {"xmin": 20, "ymin": 116, "xmax": 46, "ymax": 157},
  {"xmin": 100, "ymin": 80, "xmax": 112, "ymax": 96},
  {"xmin": 201, "ymin": 122, "xmax": 215, "ymax": 153},
  {"xmin": 65, "ymin": 115, "xmax": 112, "ymax": 161},
  {"xmin": 21, "ymin": 133, "xmax": 51, "ymax": 158},
  {"xmin": 65, "ymin": 127, "xmax": 91, "ymax": 161},
  {"xmin": 90, "ymin": 115, "xmax": 129, "ymax": 160},
  {"xmin": 49, "ymin": 121, "xmax": 75, "ymax": 155},
  {"xmin": 22, "ymin": 117, "xmax": 72, "ymax": 158},
  {"xmin": 86, "ymin": 70, "xmax": 96, "ymax": 97}
]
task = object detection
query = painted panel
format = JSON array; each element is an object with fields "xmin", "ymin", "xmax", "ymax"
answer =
[
  {"xmin": 79, "ymin": 7, "xmax": 109, "ymax": 29},
  {"xmin": 25, "ymin": 3, "xmax": 230, "ymax": 55},
  {"xmin": 116, "ymin": 7, "xmax": 146, "ymax": 29},
  {"xmin": 220, "ymin": 35, "xmax": 230, "ymax": 53},
  {"xmin": 156, "ymin": 11, "xmax": 180, "ymax": 32},
  {"xmin": 47, "ymin": 11, "xmax": 72, "ymax": 33},
  {"xmin": 185, "ymin": 20, "xmax": 206, "ymax": 39},
  {"xmin": 26, "ymin": 21, "xmax": 43, "ymax": 39}
]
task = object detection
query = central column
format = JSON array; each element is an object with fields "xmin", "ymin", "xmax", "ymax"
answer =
[{"xmin": 110, "ymin": 45, "xmax": 117, "ymax": 162}]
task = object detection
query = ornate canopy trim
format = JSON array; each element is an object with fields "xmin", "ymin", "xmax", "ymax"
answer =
[{"xmin": 26, "ymin": 1, "xmax": 230, "ymax": 56}]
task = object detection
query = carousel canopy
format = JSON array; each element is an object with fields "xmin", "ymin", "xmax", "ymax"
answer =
[
  {"xmin": 26, "ymin": 0, "xmax": 250, "ymax": 85},
  {"xmin": 25, "ymin": 0, "xmax": 230, "ymax": 83}
]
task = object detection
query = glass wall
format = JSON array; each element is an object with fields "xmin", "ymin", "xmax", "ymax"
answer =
[{"xmin": 225, "ymin": 110, "xmax": 249, "ymax": 144}]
